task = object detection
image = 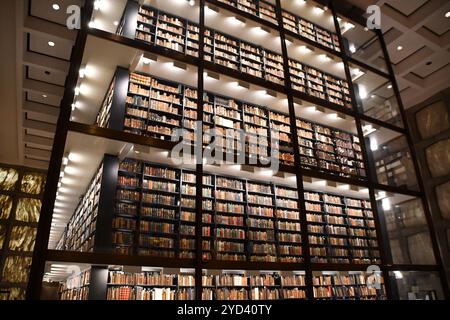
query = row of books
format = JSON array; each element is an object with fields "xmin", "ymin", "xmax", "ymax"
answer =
[
  {"xmin": 312, "ymin": 274, "xmax": 385, "ymax": 299},
  {"xmin": 117, "ymin": 70, "xmax": 363, "ymax": 178},
  {"xmin": 109, "ymin": 159, "xmax": 378, "ymax": 262},
  {"xmin": 132, "ymin": 5, "xmax": 351, "ymax": 108},
  {"xmin": 57, "ymin": 163, "xmax": 103, "ymax": 252},
  {"xmin": 60, "ymin": 267, "xmax": 384, "ymax": 300},
  {"xmin": 215, "ymin": 0, "xmax": 341, "ymax": 53}
]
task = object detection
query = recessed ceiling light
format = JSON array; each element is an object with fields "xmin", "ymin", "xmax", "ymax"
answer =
[
  {"xmin": 113, "ymin": 21, "xmax": 119, "ymax": 26},
  {"xmin": 445, "ymin": 11, "xmax": 450, "ymax": 18},
  {"xmin": 313, "ymin": 6, "xmax": 324, "ymax": 14},
  {"xmin": 52, "ymin": 3, "xmax": 60, "ymax": 11},
  {"xmin": 45, "ymin": 71, "xmax": 51, "ymax": 75},
  {"xmin": 426, "ymin": 61, "xmax": 432, "ymax": 66},
  {"xmin": 349, "ymin": 44, "xmax": 356, "ymax": 53},
  {"xmin": 189, "ymin": 0, "xmax": 195, "ymax": 6},
  {"xmin": 79, "ymin": 67, "xmax": 86, "ymax": 78},
  {"xmin": 387, "ymin": 84, "xmax": 392, "ymax": 89},
  {"xmin": 42, "ymin": 94, "xmax": 48, "ymax": 98},
  {"xmin": 397, "ymin": 45, "xmax": 403, "ymax": 51},
  {"xmin": 48, "ymin": 41, "xmax": 55, "ymax": 47}
]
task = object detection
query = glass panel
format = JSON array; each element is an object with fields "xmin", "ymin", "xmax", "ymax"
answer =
[
  {"xmin": 15, "ymin": 198, "xmax": 41, "ymax": 223},
  {"xmin": 302, "ymin": 177, "xmax": 378, "ymax": 265},
  {"xmin": 312, "ymin": 271, "xmax": 386, "ymax": 300},
  {"xmin": 20, "ymin": 172, "xmax": 46, "ymax": 195},
  {"xmin": 376, "ymin": 192, "xmax": 436, "ymax": 265},
  {"xmin": 202, "ymin": 269, "xmax": 307, "ymax": 300},
  {"xmin": 2, "ymin": 256, "xmax": 32, "ymax": 283},
  {"xmin": 205, "ymin": 0, "xmax": 284, "ymax": 86},
  {"xmin": 42, "ymin": 262, "xmax": 196, "ymax": 300},
  {"xmin": 389, "ymin": 271, "xmax": 444, "ymax": 300},
  {"xmin": 436, "ymin": 181, "xmax": 450, "ymax": 219},
  {"xmin": 425, "ymin": 139, "xmax": 450, "ymax": 178},
  {"xmin": 8, "ymin": 226, "xmax": 37, "ymax": 252},
  {"xmin": 0, "ymin": 195, "xmax": 13, "ymax": 219},
  {"xmin": 363, "ymin": 123, "xmax": 419, "ymax": 191},
  {"xmin": 280, "ymin": 0, "xmax": 337, "ymax": 34},
  {"xmin": 415, "ymin": 100, "xmax": 450, "ymax": 139},
  {"xmin": 0, "ymin": 167, "xmax": 19, "ymax": 191},
  {"xmin": 351, "ymin": 64, "xmax": 403, "ymax": 128},
  {"xmin": 338, "ymin": 16, "xmax": 388, "ymax": 73}
]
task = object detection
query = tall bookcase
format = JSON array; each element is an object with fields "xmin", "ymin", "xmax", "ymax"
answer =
[{"xmin": 26, "ymin": 0, "xmax": 449, "ymax": 300}]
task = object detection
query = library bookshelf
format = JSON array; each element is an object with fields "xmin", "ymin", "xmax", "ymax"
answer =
[{"xmin": 25, "ymin": 0, "xmax": 449, "ymax": 301}]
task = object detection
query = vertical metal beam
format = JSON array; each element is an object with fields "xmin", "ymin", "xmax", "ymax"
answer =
[
  {"xmin": 195, "ymin": 0, "xmax": 206, "ymax": 301},
  {"xmin": 376, "ymin": 27, "xmax": 450, "ymax": 299},
  {"xmin": 329, "ymin": 0, "xmax": 393, "ymax": 299},
  {"xmin": 274, "ymin": 0, "xmax": 314, "ymax": 300},
  {"xmin": 26, "ymin": 0, "xmax": 94, "ymax": 300},
  {"xmin": 94, "ymin": 155, "xmax": 119, "ymax": 253}
]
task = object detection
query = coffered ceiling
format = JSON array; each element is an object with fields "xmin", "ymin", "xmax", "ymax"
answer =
[
  {"xmin": 0, "ymin": 0, "xmax": 83, "ymax": 170},
  {"xmin": 345, "ymin": 0, "xmax": 450, "ymax": 108}
]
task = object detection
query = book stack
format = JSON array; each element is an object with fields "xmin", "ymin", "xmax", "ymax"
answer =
[
  {"xmin": 130, "ymin": 5, "xmax": 348, "ymax": 108},
  {"xmin": 62, "ymin": 162, "xmax": 103, "ymax": 252},
  {"xmin": 59, "ymin": 269, "xmax": 91, "ymax": 300}
]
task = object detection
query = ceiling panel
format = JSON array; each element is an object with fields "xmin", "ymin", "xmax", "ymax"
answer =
[
  {"xmin": 29, "ymin": 32, "xmax": 73, "ymax": 61},
  {"xmin": 26, "ymin": 111, "xmax": 58, "ymax": 124},
  {"xmin": 25, "ymin": 128, "xmax": 55, "ymax": 139},
  {"xmin": 423, "ymin": 2, "xmax": 450, "ymax": 36},
  {"xmin": 27, "ymin": 91, "xmax": 62, "ymax": 107},
  {"xmin": 388, "ymin": 33, "xmax": 426, "ymax": 64},
  {"xmin": 30, "ymin": 0, "xmax": 85, "ymax": 26},
  {"xmin": 386, "ymin": 0, "xmax": 429, "ymax": 16},
  {"xmin": 412, "ymin": 51, "xmax": 450, "ymax": 78},
  {"xmin": 28, "ymin": 65, "xmax": 67, "ymax": 86},
  {"xmin": 25, "ymin": 142, "xmax": 53, "ymax": 151}
]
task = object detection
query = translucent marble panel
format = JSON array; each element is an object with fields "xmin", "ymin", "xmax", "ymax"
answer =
[
  {"xmin": 0, "ymin": 224, "xmax": 6, "ymax": 249},
  {"xmin": 426, "ymin": 139, "xmax": 450, "ymax": 178},
  {"xmin": 2, "ymin": 256, "xmax": 32, "ymax": 283},
  {"xmin": 0, "ymin": 287, "xmax": 26, "ymax": 300},
  {"xmin": 9, "ymin": 226, "xmax": 37, "ymax": 252},
  {"xmin": 0, "ymin": 195, "xmax": 13, "ymax": 219},
  {"xmin": 416, "ymin": 100, "xmax": 450, "ymax": 140},
  {"xmin": 20, "ymin": 172, "xmax": 46, "ymax": 195},
  {"xmin": 15, "ymin": 198, "xmax": 41, "ymax": 223},
  {"xmin": 436, "ymin": 181, "xmax": 450, "ymax": 219},
  {"xmin": 0, "ymin": 167, "xmax": 19, "ymax": 191}
]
